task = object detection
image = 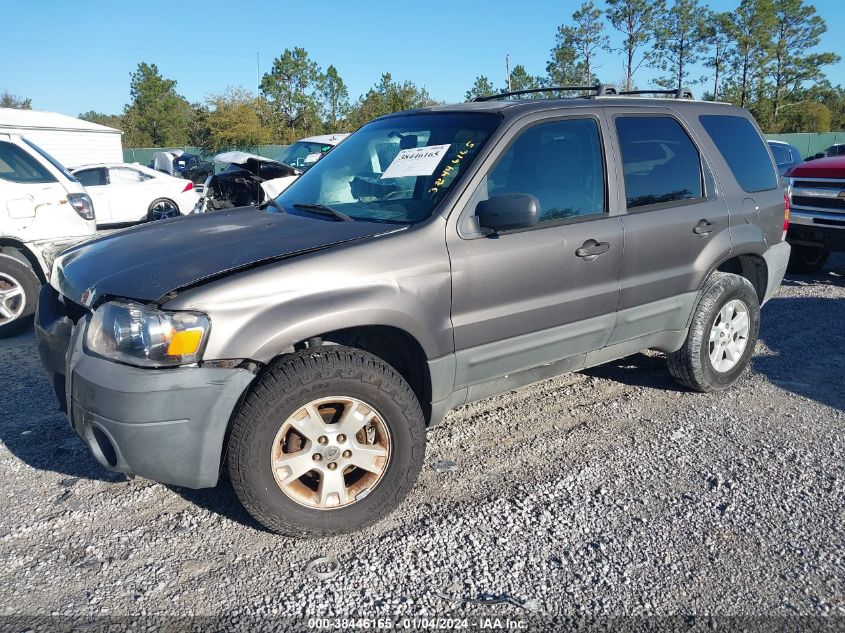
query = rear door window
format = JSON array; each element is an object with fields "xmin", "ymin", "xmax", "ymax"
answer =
[
  {"xmin": 615, "ymin": 116, "xmax": 703, "ymax": 210},
  {"xmin": 75, "ymin": 168, "xmax": 108, "ymax": 187},
  {"xmin": 109, "ymin": 167, "xmax": 148, "ymax": 183},
  {"xmin": 0, "ymin": 141, "xmax": 57, "ymax": 184},
  {"xmin": 700, "ymin": 114, "xmax": 777, "ymax": 192}
]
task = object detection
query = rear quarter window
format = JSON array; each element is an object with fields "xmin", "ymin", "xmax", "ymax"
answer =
[{"xmin": 700, "ymin": 115, "xmax": 777, "ymax": 193}]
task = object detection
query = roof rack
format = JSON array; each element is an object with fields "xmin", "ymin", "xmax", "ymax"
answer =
[
  {"xmin": 472, "ymin": 84, "xmax": 619, "ymax": 102},
  {"xmin": 618, "ymin": 87, "xmax": 694, "ymax": 100}
]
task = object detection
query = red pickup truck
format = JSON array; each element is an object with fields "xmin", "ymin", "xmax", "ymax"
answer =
[{"xmin": 785, "ymin": 156, "xmax": 845, "ymax": 272}]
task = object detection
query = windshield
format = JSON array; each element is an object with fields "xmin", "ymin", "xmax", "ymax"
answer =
[
  {"xmin": 276, "ymin": 113, "xmax": 500, "ymax": 224},
  {"xmin": 276, "ymin": 141, "xmax": 332, "ymax": 170},
  {"xmin": 22, "ymin": 138, "xmax": 78, "ymax": 182}
]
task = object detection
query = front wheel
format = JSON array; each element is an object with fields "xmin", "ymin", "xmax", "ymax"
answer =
[
  {"xmin": 787, "ymin": 244, "xmax": 830, "ymax": 274},
  {"xmin": 668, "ymin": 272, "xmax": 760, "ymax": 392},
  {"xmin": 0, "ymin": 254, "xmax": 40, "ymax": 337},
  {"xmin": 227, "ymin": 347, "xmax": 426, "ymax": 536}
]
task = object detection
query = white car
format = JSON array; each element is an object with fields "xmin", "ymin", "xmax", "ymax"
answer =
[
  {"xmin": 72, "ymin": 163, "xmax": 199, "ymax": 227},
  {"xmin": 0, "ymin": 133, "xmax": 96, "ymax": 334}
]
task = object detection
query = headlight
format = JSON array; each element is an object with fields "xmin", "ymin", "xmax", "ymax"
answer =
[
  {"xmin": 68, "ymin": 193, "xmax": 95, "ymax": 220},
  {"xmin": 86, "ymin": 301, "xmax": 210, "ymax": 367}
]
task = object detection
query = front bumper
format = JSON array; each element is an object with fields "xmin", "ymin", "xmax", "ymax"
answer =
[
  {"xmin": 35, "ymin": 286, "xmax": 255, "ymax": 488},
  {"xmin": 787, "ymin": 213, "xmax": 845, "ymax": 251}
]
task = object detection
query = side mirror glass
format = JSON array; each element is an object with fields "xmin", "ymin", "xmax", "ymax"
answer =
[{"xmin": 476, "ymin": 193, "xmax": 540, "ymax": 232}]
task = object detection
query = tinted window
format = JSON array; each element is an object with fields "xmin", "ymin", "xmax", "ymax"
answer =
[
  {"xmin": 484, "ymin": 118, "xmax": 606, "ymax": 222},
  {"xmin": 769, "ymin": 143, "xmax": 791, "ymax": 165},
  {"xmin": 109, "ymin": 167, "xmax": 146, "ymax": 183},
  {"xmin": 75, "ymin": 168, "xmax": 107, "ymax": 186},
  {"xmin": 700, "ymin": 115, "xmax": 777, "ymax": 193},
  {"xmin": 0, "ymin": 141, "xmax": 57, "ymax": 183},
  {"xmin": 616, "ymin": 116, "xmax": 703, "ymax": 209}
]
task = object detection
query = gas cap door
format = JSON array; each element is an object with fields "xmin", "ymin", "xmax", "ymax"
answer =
[{"xmin": 741, "ymin": 197, "xmax": 760, "ymax": 223}]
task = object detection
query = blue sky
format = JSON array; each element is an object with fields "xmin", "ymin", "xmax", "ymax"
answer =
[{"xmin": 3, "ymin": 0, "xmax": 844, "ymax": 117}]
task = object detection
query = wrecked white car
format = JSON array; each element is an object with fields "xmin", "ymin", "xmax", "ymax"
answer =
[
  {"xmin": 193, "ymin": 152, "xmax": 299, "ymax": 213},
  {"xmin": 194, "ymin": 134, "xmax": 350, "ymax": 213},
  {"xmin": 0, "ymin": 133, "xmax": 95, "ymax": 334}
]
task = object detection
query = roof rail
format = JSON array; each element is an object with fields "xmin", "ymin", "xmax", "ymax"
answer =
[
  {"xmin": 472, "ymin": 84, "xmax": 619, "ymax": 102},
  {"xmin": 618, "ymin": 87, "xmax": 694, "ymax": 100}
]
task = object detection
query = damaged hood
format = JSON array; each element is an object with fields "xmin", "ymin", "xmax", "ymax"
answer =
[
  {"xmin": 213, "ymin": 151, "xmax": 280, "ymax": 165},
  {"xmin": 53, "ymin": 208, "xmax": 405, "ymax": 305}
]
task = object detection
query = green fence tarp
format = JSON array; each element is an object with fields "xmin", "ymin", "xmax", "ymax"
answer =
[{"xmin": 764, "ymin": 133, "xmax": 845, "ymax": 159}]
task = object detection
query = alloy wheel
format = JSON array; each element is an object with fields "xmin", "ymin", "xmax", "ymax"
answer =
[
  {"xmin": 0, "ymin": 272, "xmax": 25, "ymax": 325},
  {"xmin": 270, "ymin": 396, "xmax": 391, "ymax": 510},
  {"xmin": 150, "ymin": 200, "xmax": 179, "ymax": 221},
  {"xmin": 708, "ymin": 299, "xmax": 750, "ymax": 372}
]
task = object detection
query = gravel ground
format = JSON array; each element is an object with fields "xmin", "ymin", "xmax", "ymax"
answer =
[{"xmin": 0, "ymin": 257, "xmax": 843, "ymax": 629}]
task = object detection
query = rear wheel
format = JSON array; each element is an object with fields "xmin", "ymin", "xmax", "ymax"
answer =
[
  {"xmin": 787, "ymin": 244, "xmax": 830, "ymax": 274},
  {"xmin": 668, "ymin": 272, "xmax": 760, "ymax": 392},
  {"xmin": 227, "ymin": 347, "xmax": 426, "ymax": 536},
  {"xmin": 0, "ymin": 254, "xmax": 40, "ymax": 337},
  {"xmin": 147, "ymin": 198, "xmax": 180, "ymax": 221}
]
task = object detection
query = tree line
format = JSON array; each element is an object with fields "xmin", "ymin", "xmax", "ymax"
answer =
[
  {"xmin": 467, "ymin": 0, "xmax": 842, "ymax": 133},
  {"xmin": 75, "ymin": 57, "xmax": 436, "ymax": 151},
  {"xmin": 4, "ymin": 0, "xmax": 842, "ymax": 149}
]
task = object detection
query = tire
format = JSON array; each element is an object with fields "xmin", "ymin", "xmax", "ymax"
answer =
[
  {"xmin": 0, "ymin": 253, "xmax": 41, "ymax": 337},
  {"xmin": 227, "ymin": 346, "xmax": 426, "ymax": 536},
  {"xmin": 668, "ymin": 272, "xmax": 760, "ymax": 392},
  {"xmin": 147, "ymin": 198, "xmax": 180, "ymax": 221},
  {"xmin": 787, "ymin": 244, "xmax": 830, "ymax": 274}
]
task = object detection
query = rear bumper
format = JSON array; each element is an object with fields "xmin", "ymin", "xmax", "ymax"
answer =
[
  {"xmin": 35, "ymin": 288, "xmax": 255, "ymax": 489},
  {"xmin": 761, "ymin": 241, "xmax": 790, "ymax": 305}
]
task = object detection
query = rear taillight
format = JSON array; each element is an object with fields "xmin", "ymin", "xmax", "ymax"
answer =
[
  {"xmin": 182, "ymin": 181, "xmax": 194, "ymax": 193},
  {"xmin": 67, "ymin": 193, "xmax": 95, "ymax": 221},
  {"xmin": 783, "ymin": 189, "xmax": 790, "ymax": 241}
]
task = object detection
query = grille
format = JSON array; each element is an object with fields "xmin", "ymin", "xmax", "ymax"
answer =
[
  {"xmin": 792, "ymin": 195, "xmax": 845, "ymax": 212},
  {"xmin": 792, "ymin": 179, "xmax": 845, "ymax": 189}
]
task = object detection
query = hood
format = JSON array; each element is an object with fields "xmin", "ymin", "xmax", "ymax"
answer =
[
  {"xmin": 214, "ymin": 151, "xmax": 281, "ymax": 165},
  {"xmin": 786, "ymin": 156, "xmax": 845, "ymax": 179},
  {"xmin": 54, "ymin": 207, "xmax": 405, "ymax": 305}
]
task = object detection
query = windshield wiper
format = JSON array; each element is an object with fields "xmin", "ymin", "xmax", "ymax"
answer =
[
  {"xmin": 292, "ymin": 203, "xmax": 353, "ymax": 222},
  {"xmin": 257, "ymin": 197, "xmax": 286, "ymax": 214}
]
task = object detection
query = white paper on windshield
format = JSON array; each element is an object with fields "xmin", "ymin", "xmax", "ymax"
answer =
[
  {"xmin": 380, "ymin": 144, "xmax": 451, "ymax": 179},
  {"xmin": 304, "ymin": 152, "xmax": 322, "ymax": 164}
]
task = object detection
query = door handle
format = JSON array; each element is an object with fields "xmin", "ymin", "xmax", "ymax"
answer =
[
  {"xmin": 575, "ymin": 239, "xmax": 611, "ymax": 259},
  {"xmin": 693, "ymin": 219, "xmax": 714, "ymax": 235}
]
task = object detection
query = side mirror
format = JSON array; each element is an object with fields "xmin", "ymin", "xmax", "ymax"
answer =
[{"xmin": 476, "ymin": 193, "xmax": 540, "ymax": 232}]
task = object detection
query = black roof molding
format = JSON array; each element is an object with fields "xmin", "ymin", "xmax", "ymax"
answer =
[{"xmin": 472, "ymin": 84, "xmax": 619, "ymax": 102}]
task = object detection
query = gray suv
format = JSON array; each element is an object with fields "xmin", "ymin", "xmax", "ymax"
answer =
[{"xmin": 35, "ymin": 88, "xmax": 790, "ymax": 536}]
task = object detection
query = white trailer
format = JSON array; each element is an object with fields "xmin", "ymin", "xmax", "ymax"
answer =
[{"xmin": 0, "ymin": 108, "xmax": 123, "ymax": 167}]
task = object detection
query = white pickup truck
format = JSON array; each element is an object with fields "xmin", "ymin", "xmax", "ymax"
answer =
[{"xmin": 0, "ymin": 133, "xmax": 96, "ymax": 334}]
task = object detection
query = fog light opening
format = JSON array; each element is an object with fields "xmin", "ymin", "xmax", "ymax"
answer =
[{"xmin": 91, "ymin": 427, "xmax": 118, "ymax": 467}]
